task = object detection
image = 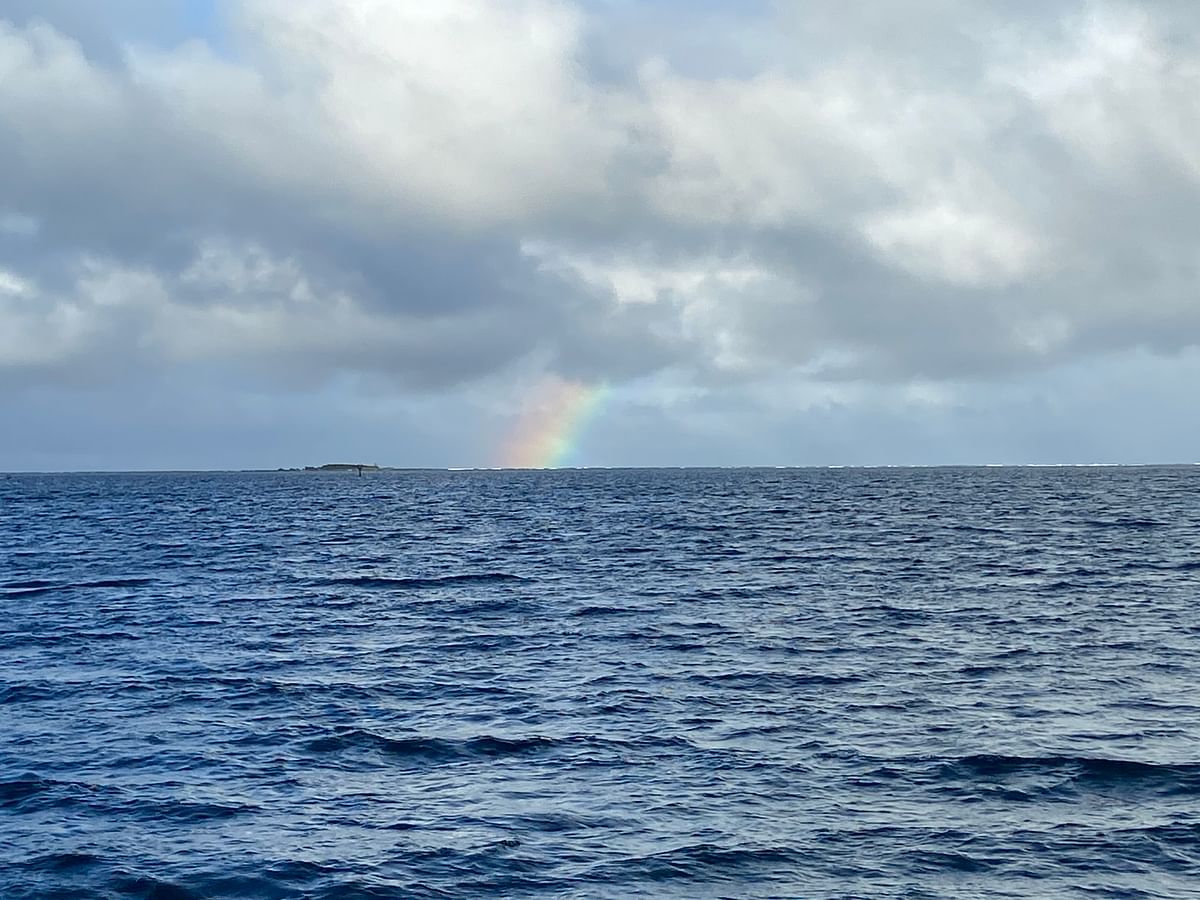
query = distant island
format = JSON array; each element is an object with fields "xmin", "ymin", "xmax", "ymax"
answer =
[{"xmin": 302, "ymin": 463, "xmax": 381, "ymax": 475}]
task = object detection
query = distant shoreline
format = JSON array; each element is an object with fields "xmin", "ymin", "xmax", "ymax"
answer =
[{"xmin": 300, "ymin": 463, "xmax": 381, "ymax": 473}]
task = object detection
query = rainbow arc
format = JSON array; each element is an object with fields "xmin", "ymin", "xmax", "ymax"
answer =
[{"xmin": 498, "ymin": 378, "xmax": 608, "ymax": 468}]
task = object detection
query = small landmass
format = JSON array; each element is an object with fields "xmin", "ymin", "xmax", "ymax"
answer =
[{"xmin": 303, "ymin": 463, "xmax": 381, "ymax": 475}]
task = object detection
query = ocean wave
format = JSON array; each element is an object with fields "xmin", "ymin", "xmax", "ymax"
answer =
[
  {"xmin": 314, "ymin": 573, "xmax": 530, "ymax": 590},
  {"xmin": 582, "ymin": 842, "xmax": 805, "ymax": 885},
  {"xmin": 934, "ymin": 754, "xmax": 1200, "ymax": 796},
  {"xmin": 299, "ymin": 729, "xmax": 702, "ymax": 765},
  {"xmin": 0, "ymin": 576, "xmax": 154, "ymax": 598},
  {"xmin": 302, "ymin": 730, "xmax": 559, "ymax": 760}
]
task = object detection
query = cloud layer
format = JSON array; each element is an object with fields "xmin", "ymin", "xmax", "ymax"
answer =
[{"xmin": 3, "ymin": 1, "xmax": 1200, "ymax": 466}]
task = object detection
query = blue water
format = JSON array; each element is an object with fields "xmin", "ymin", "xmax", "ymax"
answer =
[{"xmin": 3, "ymin": 467, "xmax": 1200, "ymax": 899}]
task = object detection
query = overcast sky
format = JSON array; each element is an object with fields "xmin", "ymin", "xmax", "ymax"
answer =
[{"xmin": 3, "ymin": 0, "xmax": 1200, "ymax": 470}]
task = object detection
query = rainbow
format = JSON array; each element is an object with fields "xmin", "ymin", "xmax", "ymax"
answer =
[{"xmin": 498, "ymin": 378, "xmax": 608, "ymax": 468}]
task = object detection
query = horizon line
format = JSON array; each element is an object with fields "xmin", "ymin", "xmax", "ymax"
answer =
[{"xmin": 4, "ymin": 462, "xmax": 1200, "ymax": 475}]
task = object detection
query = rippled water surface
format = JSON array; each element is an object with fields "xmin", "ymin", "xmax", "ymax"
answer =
[{"xmin": 3, "ymin": 467, "xmax": 1200, "ymax": 898}]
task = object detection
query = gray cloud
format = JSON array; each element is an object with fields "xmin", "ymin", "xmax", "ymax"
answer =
[{"xmin": 3, "ymin": 0, "xmax": 1200, "ymax": 466}]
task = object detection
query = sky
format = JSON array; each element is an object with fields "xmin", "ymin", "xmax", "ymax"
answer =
[{"xmin": 3, "ymin": 0, "xmax": 1200, "ymax": 470}]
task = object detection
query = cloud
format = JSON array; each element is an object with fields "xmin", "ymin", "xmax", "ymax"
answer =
[{"xmin": 3, "ymin": 0, "xmax": 1200, "ymax": 466}]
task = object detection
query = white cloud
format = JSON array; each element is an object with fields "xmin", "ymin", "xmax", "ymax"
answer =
[
  {"xmin": 230, "ymin": 0, "xmax": 623, "ymax": 226},
  {"xmin": 0, "ymin": 270, "xmax": 101, "ymax": 367},
  {"xmin": 0, "ymin": 266, "xmax": 29, "ymax": 296},
  {"xmin": 994, "ymin": 6, "xmax": 1200, "ymax": 181},
  {"xmin": 861, "ymin": 201, "xmax": 1041, "ymax": 287}
]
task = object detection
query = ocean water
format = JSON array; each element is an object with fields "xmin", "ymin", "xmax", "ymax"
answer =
[{"xmin": 3, "ymin": 467, "xmax": 1200, "ymax": 899}]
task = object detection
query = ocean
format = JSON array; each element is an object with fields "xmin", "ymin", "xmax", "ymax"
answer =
[{"xmin": 2, "ymin": 467, "xmax": 1200, "ymax": 898}]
